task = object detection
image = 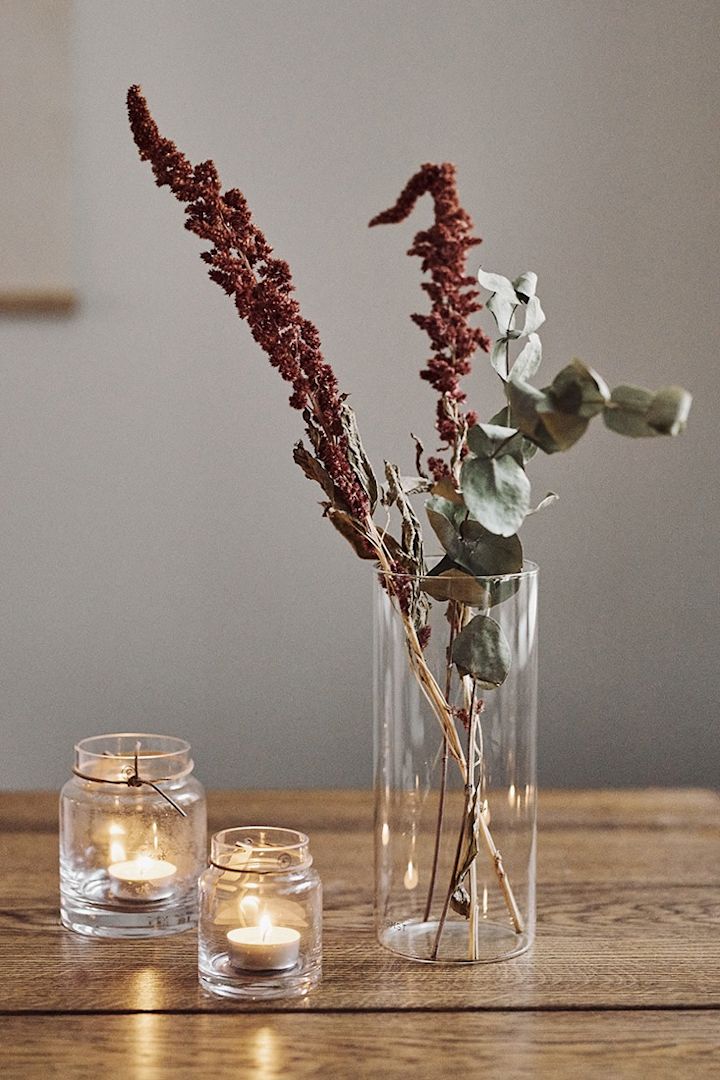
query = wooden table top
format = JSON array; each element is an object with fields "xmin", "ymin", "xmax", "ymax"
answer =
[{"xmin": 0, "ymin": 788, "xmax": 718, "ymax": 1078}]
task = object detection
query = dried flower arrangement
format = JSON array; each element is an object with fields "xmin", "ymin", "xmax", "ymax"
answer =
[{"xmin": 127, "ymin": 86, "xmax": 691, "ymax": 957}]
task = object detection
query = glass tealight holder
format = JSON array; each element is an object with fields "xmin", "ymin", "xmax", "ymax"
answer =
[
  {"xmin": 59, "ymin": 733, "xmax": 206, "ymax": 938},
  {"xmin": 198, "ymin": 827, "xmax": 322, "ymax": 1001}
]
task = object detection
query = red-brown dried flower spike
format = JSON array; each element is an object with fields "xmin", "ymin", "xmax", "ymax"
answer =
[
  {"xmin": 370, "ymin": 164, "xmax": 491, "ymax": 482},
  {"xmin": 127, "ymin": 84, "xmax": 369, "ymax": 520}
]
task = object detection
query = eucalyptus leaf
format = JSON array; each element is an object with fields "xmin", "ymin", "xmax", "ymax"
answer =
[
  {"xmin": 511, "ymin": 333, "xmax": 542, "ymax": 381},
  {"xmin": 460, "ymin": 454, "xmax": 531, "ymax": 537},
  {"xmin": 603, "ymin": 383, "xmax": 692, "ymax": 438},
  {"xmin": 508, "ymin": 374, "xmax": 589, "ymax": 453},
  {"xmin": 452, "ymin": 613, "xmax": 512, "ymax": 689},
  {"xmin": 647, "ymin": 386, "xmax": 692, "ymax": 436},
  {"xmin": 426, "ymin": 496, "xmax": 464, "ymax": 555},
  {"xmin": 457, "ymin": 519, "xmax": 523, "ymax": 575},
  {"xmin": 549, "ymin": 359, "xmax": 609, "ymax": 419},
  {"xmin": 425, "ymin": 497, "xmax": 523, "ymax": 577},
  {"xmin": 487, "ymin": 292, "xmax": 518, "ymax": 337},
  {"xmin": 467, "ymin": 422, "xmax": 517, "ymax": 459},
  {"xmin": 488, "ymin": 575, "xmax": 522, "ymax": 609},
  {"xmin": 477, "ymin": 268, "xmax": 516, "ymax": 297},
  {"xmin": 421, "ymin": 560, "xmax": 491, "ymax": 606},
  {"xmin": 489, "ymin": 406, "xmax": 510, "ymax": 426},
  {"xmin": 519, "ymin": 295, "xmax": 545, "ymax": 336},
  {"xmin": 603, "ymin": 385, "xmax": 657, "ymax": 437},
  {"xmin": 540, "ymin": 409, "xmax": 590, "ymax": 451},
  {"xmin": 512, "ymin": 271, "xmax": 538, "ymax": 301}
]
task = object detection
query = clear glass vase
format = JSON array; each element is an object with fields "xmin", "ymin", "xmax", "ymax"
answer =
[
  {"xmin": 198, "ymin": 827, "xmax": 322, "ymax": 1001},
  {"xmin": 374, "ymin": 562, "xmax": 538, "ymax": 963},
  {"xmin": 59, "ymin": 733, "xmax": 206, "ymax": 937}
]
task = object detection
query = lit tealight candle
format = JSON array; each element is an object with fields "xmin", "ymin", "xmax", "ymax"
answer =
[
  {"xmin": 226, "ymin": 913, "xmax": 300, "ymax": 972},
  {"xmin": 108, "ymin": 855, "xmax": 177, "ymax": 902}
]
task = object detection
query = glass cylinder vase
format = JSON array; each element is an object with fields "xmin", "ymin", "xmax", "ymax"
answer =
[
  {"xmin": 59, "ymin": 733, "xmax": 206, "ymax": 937},
  {"xmin": 374, "ymin": 562, "xmax": 538, "ymax": 963},
  {"xmin": 198, "ymin": 827, "xmax": 322, "ymax": 1001}
]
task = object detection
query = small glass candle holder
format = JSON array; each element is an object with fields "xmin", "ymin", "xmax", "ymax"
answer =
[
  {"xmin": 198, "ymin": 827, "xmax": 322, "ymax": 1001},
  {"xmin": 59, "ymin": 733, "xmax": 206, "ymax": 938}
]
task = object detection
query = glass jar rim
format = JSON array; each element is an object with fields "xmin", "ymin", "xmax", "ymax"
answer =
[
  {"xmin": 211, "ymin": 826, "xmax": 312, "ymax": 872},
  {"xmin": 74, "ymin": 733, "xmax": 193, "ymax": 782},
  {"xmin": 376, "ymin": 558, "xmax": 539, "ymax": 584}
]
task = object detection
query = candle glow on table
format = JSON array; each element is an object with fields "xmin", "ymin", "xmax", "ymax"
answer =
[
  {"xmin": 108, "ymin": 855, "xmax": 177, "ymax": 901},
  {"xmin": 226, "ymin": 913, "xmax": 300, "ymax": 972}
]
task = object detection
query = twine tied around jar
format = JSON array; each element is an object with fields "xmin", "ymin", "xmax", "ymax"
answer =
[
  {"xmin": 209, "ymin": 837, "xmax": 293, "ymax": 874},
  {"xmin": 72, "ymin": 743, "xmax": 187, "ymax": 817}
]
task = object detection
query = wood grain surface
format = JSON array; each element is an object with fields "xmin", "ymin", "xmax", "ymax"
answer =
[
  {"xmin": 1, "ymin": 1012, "xmax": 718, "ymax": 1080},
  {"xmin": 1, "ymin": 788, "xmax": 718, "ymax": 1077}
]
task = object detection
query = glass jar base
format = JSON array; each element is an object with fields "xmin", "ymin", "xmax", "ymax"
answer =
[
  {"xmin": 60, "ymin": 889, "xmax": 197, "ymax": 938},
  {"xmin": 379, "ymin": 918, "xmax": 532, "ymax": 964},
  {"xmin": 199, "ymin": 963, "xmax": 321, "ymax": 1002}
]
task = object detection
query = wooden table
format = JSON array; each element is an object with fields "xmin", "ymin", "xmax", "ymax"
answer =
[{"xmin": 1, "ymin": 789, "xmax": 718, "ymax": 1078}]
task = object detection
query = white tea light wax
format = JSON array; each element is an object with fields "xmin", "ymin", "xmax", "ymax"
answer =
[
  {"xmin": 108, "ymin": 856, "xmax": 177, "ymax": 901},
  {"xmin": 227, "ymin": 915, "xmax": 300, "ymax": 971}
]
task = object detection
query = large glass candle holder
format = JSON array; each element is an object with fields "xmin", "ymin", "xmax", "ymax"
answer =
[
  {"xmin": 59, "ymin": 733, "xmax": 206, "ymax": 938},
  {"xmin": 198, "ymin": 827, "xmax": 322, "ymax": 1001}
]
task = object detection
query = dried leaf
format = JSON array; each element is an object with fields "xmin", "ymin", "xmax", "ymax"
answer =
[
  {"xmin": 452, "ymin": 613, "xmax": 512, "ymax": 689},
  {"xmin": 293, "ymin": 441, "xmax": 335, "ymax": 500},
  {"xmin": 324, "ymin": 507, "xmax": 376, "ymax": 559},
  {"xmin": 450, "ymin": 883, "xmax": 471, "ymax": 918},
  {"xmin": 455, "ymin": 791, "xmax": 480, "ymax": 881},
  {"xmin": 339, "ymin": 401, "xmax": 378, "ymax": 510}
]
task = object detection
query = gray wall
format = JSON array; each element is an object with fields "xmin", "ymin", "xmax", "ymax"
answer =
[{"xmin": 2, "ymin": 0, "xmax": 717, "ymax": 791}]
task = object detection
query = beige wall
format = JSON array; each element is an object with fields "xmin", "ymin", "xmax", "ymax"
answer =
[{"xmin": 1, "ymin": 0, "xmax": 717, "ymax": 789}]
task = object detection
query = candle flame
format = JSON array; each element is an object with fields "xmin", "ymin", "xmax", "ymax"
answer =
[{"xmin": 259, "ymin": 912, "xmax": 273, "ymax": 942}]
